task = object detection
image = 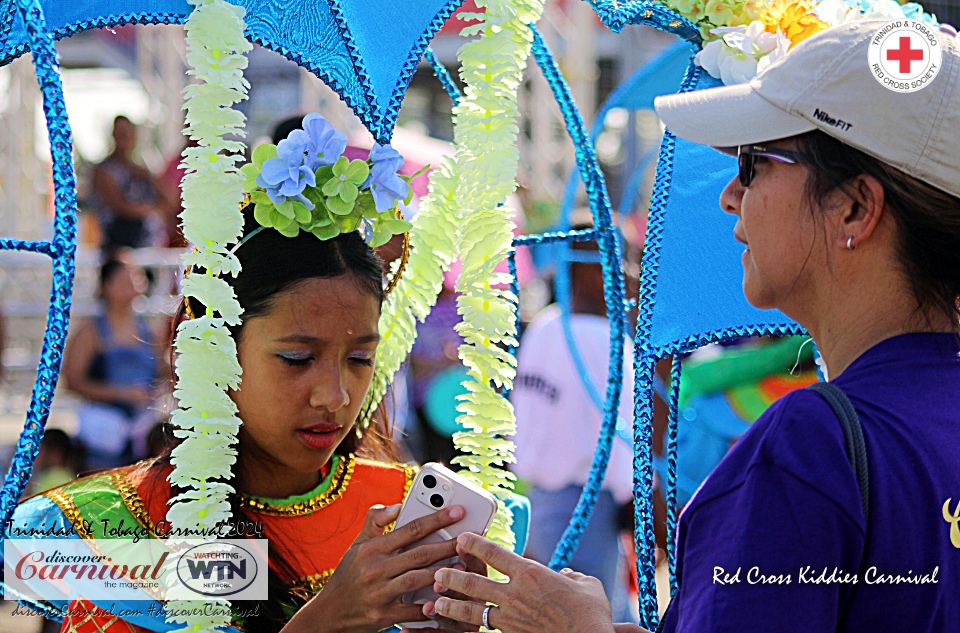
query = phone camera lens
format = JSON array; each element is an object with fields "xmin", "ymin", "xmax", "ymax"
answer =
[
  {"xmin": 423, "ymin": 475, "xmax": 437, "ymax": 489},
  {"xmin": 430, "ymin": 494, "xmax": 445, "ymax": 508}
]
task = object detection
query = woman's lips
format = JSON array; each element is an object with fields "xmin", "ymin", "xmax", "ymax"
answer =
[{"xmin": 298, "ymin": 423, "xmax": 341, "ymax": 450}]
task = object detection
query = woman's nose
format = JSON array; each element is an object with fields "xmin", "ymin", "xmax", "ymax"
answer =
[
  {"xmin": 309, "ymin": 363, "xmax": 349, "ymax": 412},
  {"xmin": 720, "ymin": 175, "xmax": 744, "ymax": 216}
]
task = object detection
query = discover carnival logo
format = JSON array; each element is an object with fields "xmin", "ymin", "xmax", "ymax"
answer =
[{"xmin": 868, "ymin": 19, "xmax": 942, "ymax": 93}]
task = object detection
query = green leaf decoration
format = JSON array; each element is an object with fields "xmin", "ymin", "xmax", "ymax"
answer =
[
  {"xmin": 321, "ymin": 177, "xmax": 342, "ymax": 198},
  {"xmin": 310, "ymin": 223, "xmax": 340, "ymax": 240},
  {"xmin": 253, "ymin": 202, "xmax": 274, "ymax": 227},
  {"xmin": 339, "ymin": 181, "xmax": 359, "ymax": 203},
  {"xmin": 252, "ymin": 143, "xmax": 277, "ymax": 167},
  {"xmin": 275, "ymin": 199, "xmax": 295, "ymax": 219},
  {"xmin": 269, "ymin": 207, "xmax": 295, "ymax": 229},
  {"xmin": 250, "ymin": 190, "xmax": 271, "ymax": 205},
  {"xmin": 332, "ymin": 155, "xmax": 350, "ymax": 176},
  {"xmin": 276, "ymin": 222, "xmax": 300, "ymax": 238},
  {"xmin": 370, "ymin": 223, "xmax": 394, "ymax": 248},
  {"xmin": 325, "ymin": 195, "xmax": 354, "ymax": 216},
  {"xmin": 337, "ymin": 215, "xmax": 362, "ymax": 233},
  {"xmin": 344, "ymin": 159, "xmax": 370, "ymax": 183},
  {"xmin": 240, "ymin": 164, "xmax": 260, "ymax": 192},
  {"xmin": 315, "ymin": 165, "xmax": 334, "ymax": 183},
  {"xmin": 292, "ymin": 201, "xmax": 311, "ymax": 224}
]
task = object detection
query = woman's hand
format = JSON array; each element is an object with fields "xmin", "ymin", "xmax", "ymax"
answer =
[
  {"xmin": 431, "ymin": 533, "xmax": 617, "ymax": 633},
  {"xmin": 284, "ymin": 504, "xmax": 466, "ymax": 633}
]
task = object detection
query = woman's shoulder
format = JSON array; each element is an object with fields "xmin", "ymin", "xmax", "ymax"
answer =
[{"xmin": 688, "ymin": 389, "xmax": 859, "ymax": 514}]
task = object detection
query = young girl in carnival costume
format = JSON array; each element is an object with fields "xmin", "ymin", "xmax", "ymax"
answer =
[{"xmin": 7, "ymin": 116, "xmax": 493, "ymax": 633}]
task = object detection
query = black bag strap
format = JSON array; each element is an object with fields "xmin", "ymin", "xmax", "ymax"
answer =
[
  {"xmin": 806, "ymin": 382, "xmax": 870, "ymax": 526},
  {"xmin": 807, "ymin": 381, "xmax": 871, "ymax": 628}
]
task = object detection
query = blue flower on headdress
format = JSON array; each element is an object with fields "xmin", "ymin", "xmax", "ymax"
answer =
[
  {"xmin": 256, "ymin": 134, "xmax": 316, "ymax": 209},
  {"xmin": 302, "ymin": 113, "xmax": 348, "ymax": 171},
  {"xmin": 364, "ymin": 142, "xmax": 409, "ymax": 212}
]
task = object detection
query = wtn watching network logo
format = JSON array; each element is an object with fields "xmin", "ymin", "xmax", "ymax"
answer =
[{"xmin": 177, "ymin": 542, "xmax": 260, "ymax": 596}]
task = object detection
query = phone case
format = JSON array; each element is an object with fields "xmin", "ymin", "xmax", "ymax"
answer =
[{"xmin": 394, "ymin": 462, "xmax": 499, "ymax": 629}]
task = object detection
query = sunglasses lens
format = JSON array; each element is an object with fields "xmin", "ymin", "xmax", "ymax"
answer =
[{"xmin": 738, "ymin": 152, "xmax": 753, "ymax": 187}]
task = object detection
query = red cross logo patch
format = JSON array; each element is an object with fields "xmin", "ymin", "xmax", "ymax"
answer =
[{"xmin": 869, "ymin": 19, "xmax": 943, "ymax": 93}]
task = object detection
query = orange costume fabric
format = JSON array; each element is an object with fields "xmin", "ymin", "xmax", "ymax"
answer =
[{"xmin": 52, "ymin": 454, "xmax": 415, "ymax": 632}]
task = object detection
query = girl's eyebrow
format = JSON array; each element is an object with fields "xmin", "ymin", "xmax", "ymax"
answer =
[{"xmin": 275, "ymin": 333, "xmax": 380, "ymax": 344}]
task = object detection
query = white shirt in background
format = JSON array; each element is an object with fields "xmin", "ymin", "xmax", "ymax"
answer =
[{"xmin": 511, "ymin": 304, "xmax": 636, "ymax": 504}]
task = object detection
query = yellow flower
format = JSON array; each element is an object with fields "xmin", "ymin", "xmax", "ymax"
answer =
[{"xmin": 755, "ymin": 0, "xmax": 829, "ymax": 45}]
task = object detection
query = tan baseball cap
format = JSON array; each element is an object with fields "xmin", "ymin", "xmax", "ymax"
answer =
[{"xmin": 654, "ymin": 19, "xmax": 960, "ymax": 199}]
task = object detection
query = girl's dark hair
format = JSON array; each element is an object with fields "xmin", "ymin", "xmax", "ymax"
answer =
[
  {"xmin": 796, "ymin": 130, "xmax": 960, "ymax": 331},
  {"xmin": 160, "ymin": 205, "xmax": 398, "ymax": 631}
]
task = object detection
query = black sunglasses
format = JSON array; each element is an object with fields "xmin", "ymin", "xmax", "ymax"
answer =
[{"xmin": 738, "ymin": 145, "xmax": 803, "ymax": 188}]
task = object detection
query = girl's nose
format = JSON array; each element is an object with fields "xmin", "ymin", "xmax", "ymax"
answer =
[{"xmin": 309, "ymin": 363, "xmax": 349, "ymax": 412}]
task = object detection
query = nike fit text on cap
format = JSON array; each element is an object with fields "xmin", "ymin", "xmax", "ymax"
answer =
[{"xmin": 654, "ymin": 19, "xmax": 960, "ymax": 199}]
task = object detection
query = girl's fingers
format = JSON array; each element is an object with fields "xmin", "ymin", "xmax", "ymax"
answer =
[
  {"xmin": 386, "ymin": 538, "xmax": 459, "ymax": 576},
  {"xmin": 385, "ymin": 602, "xmax": 435, "ymax": 626},
  {"xmin": 389, "ymin": 564, "xmax": 450, "ymax": 598},
  {"xmin": 357, "ymin": 504, "xmax": 401, "ymax": 542},
  {"xmin": 433, "ymin": 568, "xmax": 509, "ymax": 605},
  {"xmin": 383, "ymin": 506, "xmax": 465, "ymax": 550}
]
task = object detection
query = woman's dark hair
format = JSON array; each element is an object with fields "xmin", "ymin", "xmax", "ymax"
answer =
[
  {"xmin": 160, "ymin": 205, "xmax": 397, "ymax": 631},
  {"xmin": 796, "ymin": 130, "xmax": 960, "ymax": 331}
]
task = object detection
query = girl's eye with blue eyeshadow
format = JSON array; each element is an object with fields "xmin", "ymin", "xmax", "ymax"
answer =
[
  {"xmin": 277, "ymin": 351, "xmax": 312, "ymax": 366},
  {"xmin": 349, "ymin": 351, "xmax": 375, "ymax": 366}
]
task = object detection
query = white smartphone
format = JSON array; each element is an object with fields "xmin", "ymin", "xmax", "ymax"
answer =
[{"xmin": 394, "ymin": 462, "xmax": 498, "ymax": 629}]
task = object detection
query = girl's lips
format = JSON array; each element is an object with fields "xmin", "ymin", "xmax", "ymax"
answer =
[{"xmin": 298, "ymin": 428, "xmax": 340, "ymax": 450}]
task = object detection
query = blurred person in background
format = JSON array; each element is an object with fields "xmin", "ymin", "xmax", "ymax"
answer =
[
  {"xmin": 24, "ymin": 429, "xmax": 81, "ymax": 497},
  {"xmin": 511, "ymin": 225, "xmax": 636, "ymax": 621},
  {"xmin": 89, "ymin": 115, "xmax": 178, "ymax": 250},
  {"xmin": 63, "ymin": 254, "xmax": 165, "ymax": 470}
]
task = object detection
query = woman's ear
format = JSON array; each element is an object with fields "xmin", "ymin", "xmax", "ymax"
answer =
[{"xmin": 838, "ymin": 173, "xmax": 886, "ymax": 251}]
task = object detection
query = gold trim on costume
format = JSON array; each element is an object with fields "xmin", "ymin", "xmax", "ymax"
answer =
[
  {"xmin": 289, "ymin": 568, "xmax": 336, "ymax": 595},
  {"xmin": 110, "ymin": 471, "xmax": 157, "ymax": 535},
  {"xmin": 237, "ymin": 454, "xmax": 356, "ymax": 517},
  {"xmin": 45, "ymin": 488, "xmax": 96, "ymax": 539}
]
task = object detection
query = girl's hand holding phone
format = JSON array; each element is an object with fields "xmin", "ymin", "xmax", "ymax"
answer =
[{"xmin": 284, "ymin": 503, "xmax": 466, "ymax": 633}]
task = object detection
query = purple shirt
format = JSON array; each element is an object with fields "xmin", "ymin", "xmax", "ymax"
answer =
[{"xmin": 661, "ymin": 333, "xmax": 960, "ymax": 632}]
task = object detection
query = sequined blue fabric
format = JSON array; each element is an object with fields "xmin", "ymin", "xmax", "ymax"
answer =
[
  {"xmin": 0, "ymin": 0, "xmax": 465, "ymax": 143},
  {"xmin": 585, "ymin": 0, "xmax": 701, "ymax": 41},
  {"xmin": 0, "ymin": 0, "xmax": 78, "ymax": 538}
]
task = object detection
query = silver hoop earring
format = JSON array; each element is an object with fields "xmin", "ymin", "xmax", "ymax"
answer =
[{"xmin": 846, "ymin": 236, "xmax": 856, "ymax": 251}]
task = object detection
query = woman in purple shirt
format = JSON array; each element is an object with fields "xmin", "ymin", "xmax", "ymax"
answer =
[{"xmin": 424, "ymin": 20, "xmax": 960, "ymax": 633}]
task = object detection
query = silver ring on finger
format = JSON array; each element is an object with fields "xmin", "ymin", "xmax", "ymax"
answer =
[{"xmin": 482, "ymin": 604, "xmax": 493, "ymax": 629}]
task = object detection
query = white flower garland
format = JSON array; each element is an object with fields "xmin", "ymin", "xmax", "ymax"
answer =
[
  {"xmin": 166, "ymin": 0, "xmax": 251, "ymax": 630},
  {"xmin": 449, "ymin": 0, "xmax": 545, "ymax": 550}
]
